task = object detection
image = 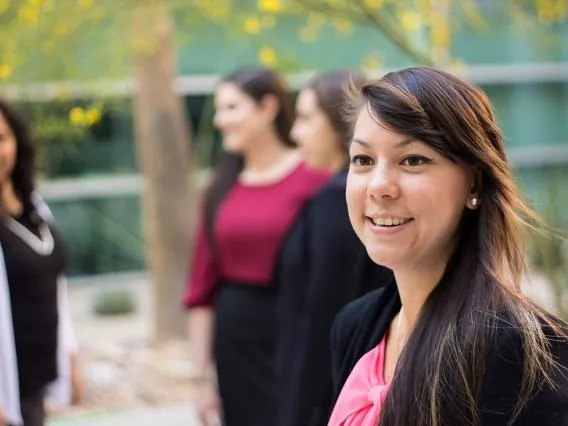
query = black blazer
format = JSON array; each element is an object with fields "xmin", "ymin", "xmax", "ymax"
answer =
[
  {"xmin": 275, "ymin": 172, "xmax": 393, "ymax": 426},
  {"xmin": 330, "ymin": 280, "xmax": 568, "ymax": 425}
]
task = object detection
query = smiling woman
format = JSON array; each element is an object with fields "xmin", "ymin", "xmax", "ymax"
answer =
[
  {"xmin": 183, "ymin": 67, "xmax": 330, "ymax": 426},
  {"xmin": 328, "ymin": 67, "xmax": 568, "ymax": 426},
  {"xmin": 346, "ymin": 108, "xmax": 474, "ymax": 274}
]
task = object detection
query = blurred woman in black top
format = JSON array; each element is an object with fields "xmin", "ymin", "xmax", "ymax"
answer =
[
  {"xmin": 0, "ymin": 99, "xmax": 82, "ymax": 426},
  {"xmin": 275, "ymin": 70, "xmax": 392, "ymax": 426}
]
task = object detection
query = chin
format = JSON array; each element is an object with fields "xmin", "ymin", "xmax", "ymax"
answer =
[
  {"xmin": 222, "ymin": 142, "xmax": 244, "ymax": 154},
  {"xmin": 365, "ymin": 248, "xmax": 401, "ymax": 270},
  {"xmin": 222, "ymin": 135, "xmax": 245, "ymax": 153}
]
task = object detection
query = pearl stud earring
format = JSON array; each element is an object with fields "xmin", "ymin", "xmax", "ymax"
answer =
[{"xmin": 471, "ymin": 197, "xmax": 478, "ymax": 207}]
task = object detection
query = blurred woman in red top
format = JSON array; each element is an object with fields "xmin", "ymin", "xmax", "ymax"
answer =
[{"xmin": 183, "ymin": 67, "xmax": 329, "ymax": 426}]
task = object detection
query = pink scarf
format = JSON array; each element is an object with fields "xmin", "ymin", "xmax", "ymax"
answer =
[{"xmin": 328, "ymin": 335, "xmax": 390, "ymax": 425}]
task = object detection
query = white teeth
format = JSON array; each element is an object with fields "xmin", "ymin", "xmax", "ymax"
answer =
[{"xmin": 371, "ymin": 217, "xmax": 410, "ymax": 226}]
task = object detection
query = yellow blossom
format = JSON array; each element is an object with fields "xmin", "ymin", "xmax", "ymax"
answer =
[
  {"xmin": 85, "ymin": 108, "xmax": 102, "ymax": 126},
  {"xmin": 55, "ymin": 21, "xmax": 68, "ymax": 36},
  {"xmin": 257, "ymin": 0, "xmax": 284, "ymax": 14},
  {"xmin": 448, "ymin": 58, "xmax": 467, "ymax": 76},
  {"xmin": 0, "ymin": 64, "xmax": 11, "ymax": 80},
  {"xmin": 361, "ymin": 53, "xmax": 382, "ymax": 72},
  {"xmin": 400, "ymin": 11, "xmax": 422, "ymax": 32},
  {"xmin": 244, "ymin": 16, "xmax": 262, "ymax": 34},
  {"xmin": 537, "ymin": 3, "xmax": 554, "ymax": 22},
  {"xmin": 258, "ymin": 46, "xmax": 278, "ymax": 67},
  {"xmin": 69, "ymin": 107, "xmax": 86, "ymax": 126},
  {"xmin": 332, "ymin": 18, "xmax": 353, "ymax": 35},
  {"xmin": 364, "ymin": 0, "xmax": 384, "ymax": 9},
  {"xmin": 18, "ymin": 5, "xmax": 40, "ymax": 24},
  {"xmin": 0, "ymin": 0, "xmax": 9, "ymax": 14},
  {"xmin": 78, "ymin": 0, "xmax": 94, "ymax": 9},
  {"xmin": 431, "ymin": 25, "xmax": 451, "ymax": 48}
]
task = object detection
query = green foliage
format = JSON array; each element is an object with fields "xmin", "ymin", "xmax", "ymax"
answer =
[
  {"xmin": 528, "ymin": 168, "xmax": 568, "ymax": 317},
  {"xmin": 92, "ymin": 288, "xmax": 137, "ymax": 316},
  {"xmin": 0, "ymin": 0, "xmax": 566, "ymax": 160}
]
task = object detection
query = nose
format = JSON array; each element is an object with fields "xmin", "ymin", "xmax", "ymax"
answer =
[
  {"xmin": 367, "ymin": 165, "xmax": 400, "ymax": 200},
  {"xmin": 290, "ymin": 121, "xmax": 302, "ymax": 145},
  {"xmin": 213, "ymin": 110, "xmax": 225, "ymax": 130}
]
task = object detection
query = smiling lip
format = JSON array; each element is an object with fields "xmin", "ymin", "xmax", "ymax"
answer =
[{"xmin": 365, "ymin": 216, "xmax": 414, "ymax": 235}]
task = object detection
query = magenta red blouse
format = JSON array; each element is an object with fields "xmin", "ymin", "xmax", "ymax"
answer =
[
  {"xmin": 328, "ymin": 334, "xmax": 390, "ymax": 425},
  {"xmin": 183, "ymin": 162, "xmax": 330, "ymax": 308}
]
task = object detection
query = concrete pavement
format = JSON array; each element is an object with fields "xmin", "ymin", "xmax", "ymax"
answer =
[{"xmin": 48, "ymin": 405, "xmax": 198, "ymax": 426}]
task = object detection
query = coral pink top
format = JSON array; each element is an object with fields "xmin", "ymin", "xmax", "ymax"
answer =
[{"xmin": 328, "ymin": 334, "xmax": 390, "ymax": 425}]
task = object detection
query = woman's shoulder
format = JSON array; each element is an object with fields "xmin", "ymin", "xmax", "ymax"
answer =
[
  {"xmin": 305, "ymin": 171, "xmax": 347, "ymax": 217},
  {"xmin": 478, "ymin": 313, "xmax": 568, "ymax": 424},
  {"xmin": 295, "ymin": 162, "xmax": 332, "ymax": 187},
  {"xmin": 30, "ymin": 191, "xmax": 53, "ymax": 222},
  {"xmin": 332, "ymin": 281, "xmax": 397, "ymax": 349},
  {"xmin": 333, "ymin": 288, "xmax": 385, "ymax": 332}
]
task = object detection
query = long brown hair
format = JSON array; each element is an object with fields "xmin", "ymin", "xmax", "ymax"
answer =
[
  {"xmin": 344, "ymin": 67, "xmax": 566, "ymax": 425},
  {"xmin": 0, "ymin": 99, "xmax": 37, "ymax": 215}
]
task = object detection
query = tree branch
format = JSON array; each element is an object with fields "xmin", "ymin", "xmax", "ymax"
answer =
[{"xmin": 351, "ymin": 0, "xmax": 433, "ymax": 65}]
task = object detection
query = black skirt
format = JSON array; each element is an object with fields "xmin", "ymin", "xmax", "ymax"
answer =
[{"xmin": 213, "ymin": 281, "xmax": 278, "ymax": 426}]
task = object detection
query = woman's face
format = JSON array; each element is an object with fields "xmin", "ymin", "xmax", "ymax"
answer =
[
  {"xmin": 213, "ymin": 82, "xmax": 271, "ymax": 154},
  {"xmin": 346, "ymin": 106, "xmax": 475, "ymax": 273},
  {"xmin": 290, "ymin": 88, "xmax": 341, "ymax": 170},
  {"xmin": 0, "ymin": 112, "xmax": 17, "ymax": 185}
]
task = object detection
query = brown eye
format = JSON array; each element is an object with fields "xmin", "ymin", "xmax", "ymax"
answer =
[
  {"xmin": 350, "ymin": 155, "xmax": 374, "ymax": 167},
  {"xmin": 401, "ymin": 155, "xmax": 432, "ymax": 167}
]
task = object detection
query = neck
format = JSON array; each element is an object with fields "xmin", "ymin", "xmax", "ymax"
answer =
[
  {"xmin": 1, "ymin": 180, "xmax": 23, "ymax": 216},
  {"xmin": 325, "ymin": 152, "xmax": 347, "ymax": 174},
  {"xmin": 394, "ymin": 259, "xmax": 449, "ymax": 332},
  {"xmin": 243, "ymin": 129, "xmax": 295, "ymax": 173}
]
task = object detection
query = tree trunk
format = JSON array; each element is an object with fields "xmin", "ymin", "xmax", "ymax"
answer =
[{"xmin": 131, "ymin": 2, "xmax": 195, "ymax": 343}]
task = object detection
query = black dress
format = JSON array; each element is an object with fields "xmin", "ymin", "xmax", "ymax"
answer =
[
  {"xmin": 183, "ymin": 163, "xmax": 331, "ymax": 426},
  {"xmin": 2, "ymin": 211, "xmax": 68, "ymax": 426},
  {"xmin": 330, "ymin": 280, "xmax": 568, "ymax": 425},
  {"xmin": 275, "ymin": 172, "xmax": 393, "ymax": 426}
]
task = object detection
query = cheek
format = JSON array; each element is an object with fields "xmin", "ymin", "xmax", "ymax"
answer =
[
  {"xmin": 1, "ymin": 140, "xmax": 16, "ymax": 159},
  {"xmin": 306, "ymin": 120, "xmax": 332, "ymax": 151},
  {"xmin": 346, "ymin": 174, "xmax": 367, "ymax": 223},
  {"xmin": 413, "ymin": 175, "xmax": 468, "ymax": 228}
]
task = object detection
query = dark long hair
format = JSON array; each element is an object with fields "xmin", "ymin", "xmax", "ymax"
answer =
[
  {"xmin": 307, "ymin": 69, "xmax": 366, "ymax": 162},
  {"xmin": 203, "ymin": 67, "xmax": 295, "ymax": 249},
  {"xmin": 344, "ymin": 67, "xmax": 565, "ymax": 425},
  {"xmin": 0, "ymin": 98, "xmax": 37, "ymax": 215}
]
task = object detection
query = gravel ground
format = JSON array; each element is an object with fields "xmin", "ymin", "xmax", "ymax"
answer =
[{"xmin": 46, "ymin": 273, "xmax": 197, "ymax": 424}]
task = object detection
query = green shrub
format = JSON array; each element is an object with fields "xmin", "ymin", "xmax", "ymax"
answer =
[{"xmin": 92, "ymin": 288, "xmax": 137, "ymax": 316}]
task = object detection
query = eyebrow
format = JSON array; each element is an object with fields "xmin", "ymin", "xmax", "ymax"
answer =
[{"xmin": 351, "ymin": 137, "xmax": 416, "ymax": 148}]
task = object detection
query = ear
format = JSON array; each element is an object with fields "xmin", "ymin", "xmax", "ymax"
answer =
[
  {"xmin": 259, "ymin": 94, "xmax": 280, "ymax": 122},
  {"xmin": 466, "ymin": 168, "xmax": 482, "ymax": 210}
]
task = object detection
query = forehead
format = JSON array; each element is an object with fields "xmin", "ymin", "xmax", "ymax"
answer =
[
  {"xmin": 215, "ymin": 82, "xmax": 250, "ymax": 105},
  {"xmin": 296, "ymin": 88, "xmax": 318, "ymax": 112},
  {"xmin": 352, "ymin": 105, "xmax": 405, "ymax": 147}
]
